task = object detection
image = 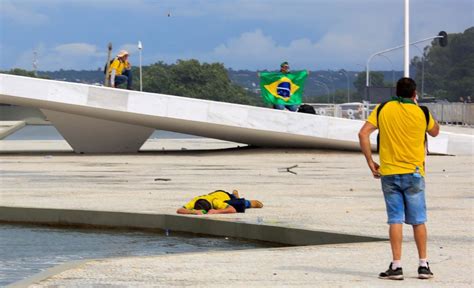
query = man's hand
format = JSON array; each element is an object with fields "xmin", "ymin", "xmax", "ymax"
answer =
[
  {"xmin": 358, "ymin": 121, "xmax": 380, "ymax": 179},
  {"xmin": 206, "ymin": 209, "xmax": 219, "ymax": 215},
  {"xmin": 368, "ymin": 161, "xmax": 381, "ymax": 178}
]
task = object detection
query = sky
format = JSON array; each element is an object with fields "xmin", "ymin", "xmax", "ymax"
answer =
[{"xmin": 0, "ymin": 0, "xmax": 472, "ymax": 72}]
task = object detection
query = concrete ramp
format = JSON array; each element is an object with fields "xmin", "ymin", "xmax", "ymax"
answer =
[{"xmin": 0, "ymin": 74, "xmax": 472, "ymax": 154}]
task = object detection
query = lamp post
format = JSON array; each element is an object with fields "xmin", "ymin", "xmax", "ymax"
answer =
[
  {"xmin": 104, "ymin": 42, "xmax": 112, "ymax": 87},
  {"xmin": 339, "ymin": 69, "xmax": 350, "ymax": 103},
  {"xmin": 376, "ymin": 54, "xmax": 395, "ymax": 86},
  {"xmin": 404, "ymin": 0, "xmax": 410, "ymax": 77},
  {"xmin": 314, "ymin": 80, "xmax": 330, "ymax": 103},
  {"xmin": 412, "ymin": 44, "xmax": 425, "ymax": 99},
  {"xmin": 318, "ymin": 75, "xmax": 336, "ymax": 103},
  {"xmin": 366, "ymin": 33, "xmax": 447, "ymax": 89},
  {"xmin": 138, "ymin": 41, "xmax": 143, "ymax": 92}
]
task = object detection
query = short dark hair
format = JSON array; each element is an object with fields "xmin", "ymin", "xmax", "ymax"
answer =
[
  {"xmin": 396, "ymin": 77, "xmax": 417, "ymax": 98},
  {"xmin": 194, "ymin": 199, "xmax": 211, "ymax": 211}
]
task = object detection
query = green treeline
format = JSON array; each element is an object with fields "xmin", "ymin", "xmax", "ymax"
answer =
[{"xmin": 136, "ymin": 60, "xmax": 260, "ymax": 106}]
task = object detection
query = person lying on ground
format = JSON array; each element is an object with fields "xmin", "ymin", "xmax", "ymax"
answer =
[{"xmin": 176, "ymin": 189, "xmax": 263, "ymax": 215}]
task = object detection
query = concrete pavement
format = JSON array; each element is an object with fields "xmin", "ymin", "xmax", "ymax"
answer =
[{"xmin": 1, "ymin": 137, "xmax": 473, "ymax": 287}]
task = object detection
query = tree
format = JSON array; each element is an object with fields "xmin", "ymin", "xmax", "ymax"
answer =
[
  {"xmin": 411, "ymin": 27, "xmax": 474, "ymax": 101},
  {"xmin": 352, "ymin": 71, "xmax": 385, "ymax": 101},
  {"xmin": 137, "ymin": 60, "xmax": 259, "ymax": 106},
  {"xmin": 1, "ymin": 68, "xmax": 50, "ymax": 79}
]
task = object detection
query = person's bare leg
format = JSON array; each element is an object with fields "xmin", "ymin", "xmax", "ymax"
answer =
[
  {"xmin": 249, "ymin": 200, "xmax": 263, "ymax": 208},
  {"xmin": 232, "ymin": 190, "xmax": 240, "ymax": 198},
  {"xmin": 413, "ymin": 224, "xmax": 427, "ymax": 259},
  {"xmin": 389, "ymin": 224, "xmax": 403, "ymax": 261}
]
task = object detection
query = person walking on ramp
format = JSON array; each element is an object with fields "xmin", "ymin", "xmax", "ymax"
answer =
[{"xmin": 358, "ymin": 77, "xmax": 440, "ymax": 280}]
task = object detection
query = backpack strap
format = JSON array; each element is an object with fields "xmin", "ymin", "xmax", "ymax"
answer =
[
  {"xmin": 376, "ymin": 101, "xmax": 389, "ymax": 153},
  {"xmin": 419, "ymin": 105, "xmax": 430, "ymax": 154}
]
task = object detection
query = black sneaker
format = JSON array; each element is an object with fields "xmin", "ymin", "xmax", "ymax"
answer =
[
  {"xmin": 418, "ymin": 263, "xmax": 434, "ymax": 279},
  {"xmin": 379, "ymin": 263, "xmax": 404, "ymax": 280}
]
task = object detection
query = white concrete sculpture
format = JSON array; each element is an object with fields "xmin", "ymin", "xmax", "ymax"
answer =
[{"xmin": 0, "ymin": 74, "xmax": 472, "ymax": 155}]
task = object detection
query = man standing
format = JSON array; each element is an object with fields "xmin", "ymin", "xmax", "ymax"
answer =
[
  {"xmin": 109, "ymin": 50, "xmax": 133, "ymax": 90},
  {"xmin": 358, "ymin": 78, "xmax": 440, "ymax": 280},
  {"xmin": 272, "ymin": 61, "xmax": 299, "ymax": 112}
]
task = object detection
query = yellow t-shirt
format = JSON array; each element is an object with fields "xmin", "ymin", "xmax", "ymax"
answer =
[
  {"xmin": 367, "ymin": 101, "xmax": 435, "ymax": 176},
  {"xmin": 183, "ymin": 191, "xmax": 230, "ymax": 210},
  {"xmin": 108, "ymin": 58, "xmax": 128, "ymax": 75}
]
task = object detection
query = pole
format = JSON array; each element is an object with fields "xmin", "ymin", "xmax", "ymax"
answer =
[
  {"xmin": 314, "ymin": 80, "xmax": 330, "ymax": 103},
  {"xmin": 339, "ymin": 70, "xmax": 350, "ymax": 103},
  {"xmin": 404, "ymin": 0, "xmax": 410, "ymax": 77},
  {"xmin": 33, "ymin": 51, "xmax": 38, "ymax": 77},
  {"xmin": 104, "ymin": 42, "xmax": 112, "ymax": 86},
  {"xmin": 319, "ymin": 75, "xmax": 335, "ymax": 103},
  {"xmin": 412, "ymin": 45, "xmax": 425, "ymax": 99},
  {"xmin": 377, "ymin": 54, "xmax": 395, "ymax": 86},
  {"xmin": 366, "ymin": 35, "xmax": 443, "ymax": 89},
  {"xmin": 138, "ymin": 41, "xmax": 143, "ymax": 92}
]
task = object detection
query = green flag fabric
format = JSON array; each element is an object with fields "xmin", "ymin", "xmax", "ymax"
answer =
[{"xmin": 259, "ymin": 70, "xmax": 308, "ymax": 106}]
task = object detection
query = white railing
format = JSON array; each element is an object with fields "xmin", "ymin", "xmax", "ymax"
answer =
[{"xmin": 306, "ymin": 102, "xmax": 474, "ymax": 126}]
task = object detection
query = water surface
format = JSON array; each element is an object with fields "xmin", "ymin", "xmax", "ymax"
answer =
[
  {"xmin": 4, "ymin": 125, "xmax": 198, "ymax": 140},
  {"xmin": 0, "ymin": 223, "xmax": 273, "ymax": 286}
]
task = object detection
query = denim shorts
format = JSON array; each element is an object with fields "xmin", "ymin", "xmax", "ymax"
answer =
[{"xmin": 381, "ymin": 173, "xmax": 427, "ymax": 225}]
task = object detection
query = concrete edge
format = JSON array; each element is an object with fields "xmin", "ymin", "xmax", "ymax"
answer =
[
  {"xmin": 0, "ymin": 206, "xmax": 385, "ymax": 247},
  {"xmin": 6, "ymin": 260, "xmax": 90, "ymax": 288},
  {"xmin": 0, "ymin": 121, "xmax": 25, "ymax": 139},
  {"xmin": 1, "ymin": 206, "xmax": 386, "ymax": 286}
]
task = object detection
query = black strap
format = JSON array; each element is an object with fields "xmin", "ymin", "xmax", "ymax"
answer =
[
  {"xmin": 376, "ymin": 101, "xmax": 430, "ymax": 153},
  {"xmin": 376, "ymin": 101, "xmax": 389, "ymax": 153}
]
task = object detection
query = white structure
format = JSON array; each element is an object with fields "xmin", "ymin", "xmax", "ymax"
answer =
[{"xmin": 0, "ymin": 74, "xmax": 472, "ymax": 155}]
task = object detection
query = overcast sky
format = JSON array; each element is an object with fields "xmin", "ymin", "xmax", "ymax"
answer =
[{"xmin": 0, "ymin": 0, "xmax": 472, "ymax": 71}]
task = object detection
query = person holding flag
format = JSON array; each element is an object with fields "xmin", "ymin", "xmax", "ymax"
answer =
[{"xmin": 259, "ymin": 61, "xmax": 308, "ymax": 111}]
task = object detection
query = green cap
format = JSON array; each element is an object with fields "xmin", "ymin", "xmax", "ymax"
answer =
[{"xmin": 280, "ymin": 61, "xmax": 289, "ymax": 67}]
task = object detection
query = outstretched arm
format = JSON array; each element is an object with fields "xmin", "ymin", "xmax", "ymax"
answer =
[
  {"xmin": 207, "ymin": 206, "xmax": 237, "ymax": 215},
  {"xmin": 358, "ymin": 122, "xmax": 380, "ymax": 178},
  {"xmin": 176, "ymin": 207, "xmax": 203, "ymax": 215}
]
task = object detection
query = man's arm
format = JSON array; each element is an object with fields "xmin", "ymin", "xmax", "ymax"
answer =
[
  {"xmin": 176, "ymin": 207, "xmax": 203, "ymax": 215},
  {"xmin": 207, "ymin": 205, "xmax": 237, "ymax": 215},
  {"xmin": 358, "ymin": 122, "xmax": 381, "ymax": 178},
  {"xmin": 427, "ymin": 120, "xmax": 440, "ymax": 137}
]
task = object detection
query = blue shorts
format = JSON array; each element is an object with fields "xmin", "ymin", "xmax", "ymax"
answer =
[{"xmin": 381, "ymin": 173, "xmax": 427, "ymax": 225}]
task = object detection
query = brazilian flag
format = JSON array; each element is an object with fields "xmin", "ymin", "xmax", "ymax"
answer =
[{"xmin": 259, "ymin": 70, "xmax": 308, "ymax": 106}]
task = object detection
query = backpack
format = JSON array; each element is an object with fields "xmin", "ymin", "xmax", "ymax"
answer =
[
  {"xmin": 103, "ymin": 58, "xmax": 115, "ymax": 74},
  {"xmin": 297, "ymin": 104, "xmax": 316, "ymax": 114},
  {"xmin": 376, "ymin": 100, "xmax": 430, "ymax": 153}
]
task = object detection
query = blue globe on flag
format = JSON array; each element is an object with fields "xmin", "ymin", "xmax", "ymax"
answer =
[{"xmin": 277, "ymin": 82, "xmax": 291, "ymax": 98}]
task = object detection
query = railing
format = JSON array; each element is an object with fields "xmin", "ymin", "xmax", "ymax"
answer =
[
  {"xmin": 423, "ymin": 103, "xmax": 474, "ymax": 125},
  {"xmin": 306, "ymin": 102, "xmax": 474, "ymax": 126}
]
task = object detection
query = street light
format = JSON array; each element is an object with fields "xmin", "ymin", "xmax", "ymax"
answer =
[
  {"xmin": 314, "ymin": 80, "xmax": 330, "ymax": 103},
  {"xmin": 376, "ymin": 54, "xmax": 395, "ymax": 86},
  {"xmin": 412, "ymin": 44, "xmax": 425, "ymax": 99},
  {"xmin": 104, "ymin": 42, "xmax": 112, "ymax": 87},
  {"xmin": 318, "ymin": 75, "xmax": 336, "ymax": 103},
  {"xmin": 138, "ymin": 41, "xmax": 143, "ymax": 92},
  {"xmin": 339, "ymin": 69, "xmax": 350, "ymax": 103},
  {"xmin": 366, "ymin": 32, "xmax": 448, "ymax": 88}
]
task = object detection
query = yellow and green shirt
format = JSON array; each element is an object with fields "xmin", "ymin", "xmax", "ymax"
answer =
[
  {"xmin": 108, "ymin": 58, "xmax": 129, "ymax": 75},
  {"xmin": 183, "ymin": 190, "xmax": 230, "ymax": 210},
  {"xmin": 367, "ymin": 100, "xmax": 435, "ymax": 176}
]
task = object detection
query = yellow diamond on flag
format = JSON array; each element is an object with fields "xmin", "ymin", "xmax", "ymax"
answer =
[{"xmin": 264, "ymin": 77, "xmax": 300, "ymax": 102}]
